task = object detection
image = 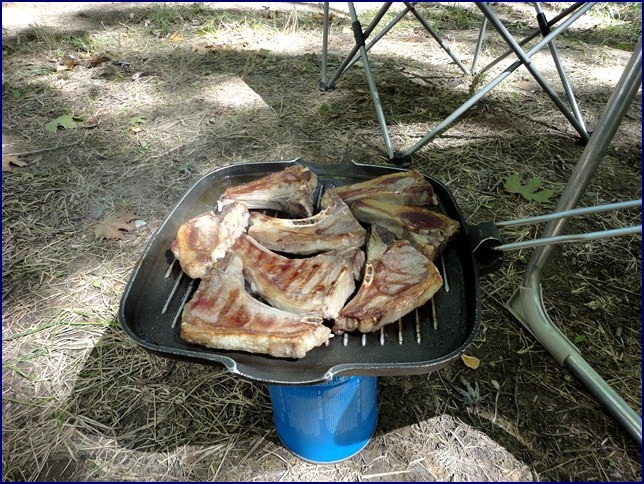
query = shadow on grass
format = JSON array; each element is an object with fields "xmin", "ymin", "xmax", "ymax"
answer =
[{"xmin": 3, "ymin": 2, "xmax": 641, "ymax": 481}]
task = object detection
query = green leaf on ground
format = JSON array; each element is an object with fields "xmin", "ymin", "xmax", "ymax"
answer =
[
  {"xmin": 129, "ymin": 116, "xmax": 146, "ymax": 133},
  {"xmin": 45, "ymin": 114, "xmax": 79, "ymax": 132},
  {"xmin": 129, "ymin": 115, "xmax": 146, "ymax": 125},
  {"xmin": 258, "ymin": 48, "xmax": 272, "ymax": 58},
  {"xmin": 503, "ymin": 173, "xmax": 554, "ymax": 203}
]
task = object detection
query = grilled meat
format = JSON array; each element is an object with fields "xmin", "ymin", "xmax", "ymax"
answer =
[
  {"xmin": 334, "ymin": 226, "xmax": 443, "ymax": 334},
  {"xmin": 327, "ymin": 170, "xmax": 438, "ymax": 206},
  {"xmin": 181, "ymin": 254, "xmax": 331, "ymax": 359},
  {"xmin": 349, "ymin": 198, "xmax": 459, "ymax": 261},
  {"xmin": 217, "ymin": 164, "xmax": 318, "ymax": 217},
  {"xmin": 170, "ymin": 202, "xmax": 250, "ymax": 279},
  {"xmin": 231, "ymin": 233, "xmax": 365, "ymax": 320},
  {"xmin": 247, "ymin": 191, "xmax": 367, "ymax": 255}
]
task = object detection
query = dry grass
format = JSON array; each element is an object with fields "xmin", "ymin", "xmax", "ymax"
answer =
[{"xmin": 2, "ymin": 2, "xmax": 642, "ymax": 481}]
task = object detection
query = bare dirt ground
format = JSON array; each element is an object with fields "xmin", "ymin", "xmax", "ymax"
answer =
[{"xmin": 2, "ymin": 2, "xmax": 642, "ymax": 481}]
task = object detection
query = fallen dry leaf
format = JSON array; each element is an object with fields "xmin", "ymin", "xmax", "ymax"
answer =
[
  {"xmin": 87, "ymin": 54, "xmax": 111, "ymax": 68},
  {"xmin": 94, "ymin": 212, "xmax": 140, "ymax": 240},
  {"xmin": 260, "ymin": 8, "xmax": 279, "ymax": 19},
  {"xmin": 461, "ymin": 353, "xmax": 480, "ymax": 370},
  {"xmin": 2, "ymin": 155, "xmax": 29, "ymax": 171},
  {"xmin": 79, "ymin": 116, "xmax": 100, "ymax": 129},
  {"xmin": 193, "ymin": 41, "xmax": 216, "ymax": 55},
  {"xmin": 312, "ymin": 12, "xmax": 335, "ymax": 23},
  {"xmin": 169, "ymin": 31, "xmax": 183, "ymax": 42},
  {"xmin": 63, "ymin": 56, "xmax": 81, "ymax": 68}
]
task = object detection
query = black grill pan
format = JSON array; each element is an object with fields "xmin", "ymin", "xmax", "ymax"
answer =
[{"xmin": 118, "ymin": 159, "xmax": 501, "ymax": 385}]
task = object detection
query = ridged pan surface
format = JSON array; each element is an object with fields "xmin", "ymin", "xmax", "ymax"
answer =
[{"xmin": 118, "ymin": 160, "xmax": 482, "ymax": 385}]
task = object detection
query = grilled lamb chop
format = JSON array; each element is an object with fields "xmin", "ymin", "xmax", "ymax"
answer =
[
  {"xmin": 334, "ymin": 226, "xmax": 443, "ymax": 334},
  {"xmin": 247, "ymin": 191, "xmax": 367, "ymax": 255},
  {"xmin": 170, "ymin": 202, "xmax": 250, "ymax": 279},
  {"xmin": 327, "ymin": 170, "xmax": 438, "ymax": 206},
  {"xmin": 181, "ymin": 254, "xmax": 331, "ymax": 359},
  {"xmin": 231, "ymin": 233, "xmax": 365, "ymax": 320},
  {"xmin": 217, "ymin": 164, "xmax": 318, "ymax": 217},
  {"xmin": 349, "ymin": 198, "xmax": 459, "ymax": 261}
]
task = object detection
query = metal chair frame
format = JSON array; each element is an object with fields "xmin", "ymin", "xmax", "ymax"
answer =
[
  {"xmin": 507, "ymin": 36, "xmax": 642, "ymax": 445},
  {"xmin": 320, "ymin": 2, "xmax": 594, "ymax": 165},
  {"xmin": 320, "ymin": 2, "xmax": 643, "ymax": 443}
]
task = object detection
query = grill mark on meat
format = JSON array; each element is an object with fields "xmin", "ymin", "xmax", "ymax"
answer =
[
  {"xmin": 181, "ymin": 254, "xmax": 330, "ymax": 358},
  {"xmin": 333, "ymin": 226, "xmax": 443, "ymax": 334},
  {"xmin": 218, "ymin": 287, "xmax": 241, "ymax": 322},
  {"xmin": 231, "ymin": 233, "xmax": 362, "ymax": 319}
]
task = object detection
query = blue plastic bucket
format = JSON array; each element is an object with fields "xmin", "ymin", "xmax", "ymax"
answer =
[{"xmin": 268, "ymin": 376, "xmax": 378, "ymax": 463}]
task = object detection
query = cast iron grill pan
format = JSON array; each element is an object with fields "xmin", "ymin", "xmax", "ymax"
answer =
[{"xmin": 119, "ymin": 160, "xmax": 495, "ymax": 385}]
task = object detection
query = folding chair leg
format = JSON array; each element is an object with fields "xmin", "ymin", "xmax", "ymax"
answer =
[
  {"xmin": 508, "ymin": 37, "xmax": 642, "ymax": 444},
  {"xmin": 403, "ymin": 2, "xmax": 470, "ymax": 75},
  {"xmin": 400, "ymin": 2, "xmax": 593, "ymax": 158},
  {"xmin": 534, "ymin": 2, "xmax": 587, "ymax": 133},
  {"xmin": 347, "ymin": 3, "xmax": 395, "ymax": 159},
  {"xmin": 471, "ymin": 13, "xmax": 488, "ymax": 74},
  {"xmin": 320, "ymin": 3, "xmax": 394, "ymax": 90},
  {"xmin": 478, "ymin": 2, "xmax": 590, "ymax": 140},
  {"xmin": 320, "ymin": 2, "xmax": 330, "ymax": 90},
  {"xmin": 341, "ymin": 3, "xmax": 404, "ymax": 76},
  {"xmin": 478, "ymin": 2, "xmax": 585, "ymax": 75}
]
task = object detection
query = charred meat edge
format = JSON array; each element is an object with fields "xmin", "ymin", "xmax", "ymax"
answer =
[
  {"xmin": 349, "ymin": 197, "xmax": 460, "ymax": 261},
  {"xmin": 181, "ymin": 254, "xmax": 331, "ymax": 359},
  {"xmin": 247, "ymin": 191, "xmax": 367, "ymax": 255},
  {"xmin": 217, "ymin": 164, "xmax": 318, "ymax": 217},
  {"xmin": 232, "ymin": 233, "xmax": 365, "ymax": 320},
  {"xmin": 334, "ymin": 226, "xmax": 443, "ymax": 334}
]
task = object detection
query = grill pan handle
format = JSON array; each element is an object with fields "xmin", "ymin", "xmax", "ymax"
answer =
[{"xmin": 465, "ymin": 221, "xmax": 503, "ymax": 275}]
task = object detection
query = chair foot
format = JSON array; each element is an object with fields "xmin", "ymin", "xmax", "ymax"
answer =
[{"xmin": 319, "ymin": 81, "xmax": 335, "ymax": 92}]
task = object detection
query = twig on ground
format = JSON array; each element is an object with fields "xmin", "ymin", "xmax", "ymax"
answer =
[{"xmin": 2, "ymin": 142, "xmax": 78, "ymax": 157}]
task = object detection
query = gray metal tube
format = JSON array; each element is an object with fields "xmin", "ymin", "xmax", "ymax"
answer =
[
  {"xmin": 524, "ymin": 36, "xmax": 642, "ymax": 286},
  {"xmin": 342, "ymin": 3, "xmax": 407, "ymax": 75},
  {"xmin": 496, "ymin": 225, "xmax": 642, "ymax": 251},
  {"xmin": 325, "ymin": 2, "xmax": 394, "ymax": 89},
  {"xmin": 497, "ymin": 199, "xmax": 642, "ymax": 227},
  {"xmin": 479, "ymin": 2, "xmax": 590, "ymax": 139},
  {"xmin": 401, "ymin": 2, "xmax": 594, "ymax": 157},
  {"xmin": 471, "ymin": 10, "xmax": 488, "ymax": 74},
  {"xmin": 320, "ymin": 2, "xmax": 330, "ymax": 87},
  {"xmin": 566, "ymin": 352, "xmax": 642, "ymax": 445},
  {"xmin": 533, "ymin": 2, "xmax": 587, "ymax": 132},
  {"xmin": 347, "ymin": 3, "xmax": 395, "ymax": 158},
  {"xmin": 507, "ymin": 37, "xmax": 643, "ymax": 445},
  {"xmin": 478, "ymin": 2, "xmax": 585, "ymax": 75},
  {"xmin": 403, "ymin": 2, "xmax": 469, "ymax": 75},
  {"xmin": 507, "ymin": 285, "xmax": 643, "ymax": 444}
]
